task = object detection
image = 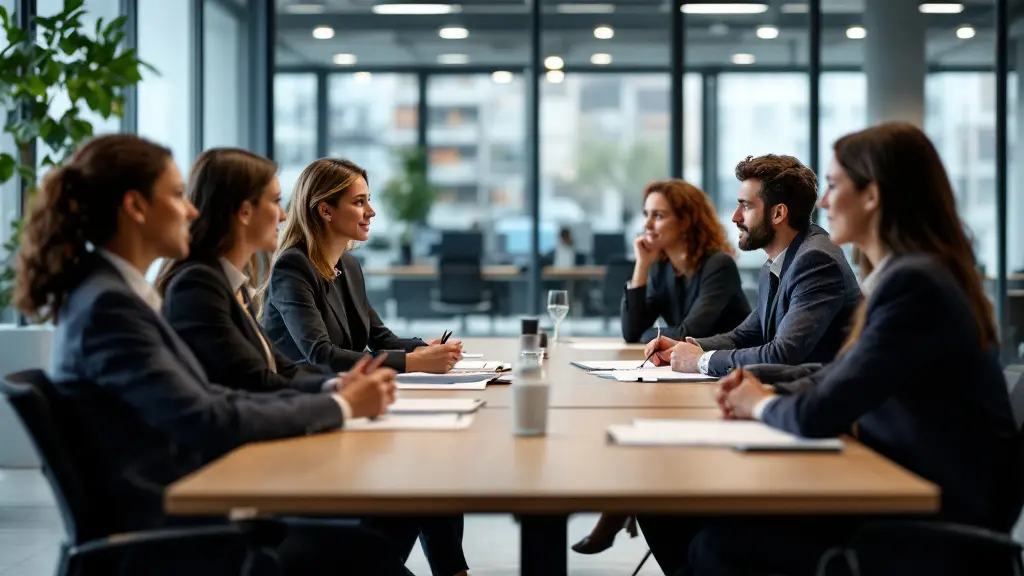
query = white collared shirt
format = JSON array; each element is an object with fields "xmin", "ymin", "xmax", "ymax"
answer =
[
  {"xmin": 96, "ymin": 248, "xmax": 163, "ymax": 313},
  {"xmin": 859, "ymin": 253, "xmax": 893, "ymax": 298},
  {"xmin": 218, "ymin": 257, "xmax": 251, "ymax": 298}
]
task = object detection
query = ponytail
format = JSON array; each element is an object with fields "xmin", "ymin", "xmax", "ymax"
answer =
[{"xmin": 12, "ymin": 134, "xmax": 173, "ymax": 323}]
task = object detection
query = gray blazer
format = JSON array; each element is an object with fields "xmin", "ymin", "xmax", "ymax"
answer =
[
  {"xmin": 695, "ymin": 224, "xmax": 861, "ymax": 377},
  {"xmin": 49, "ymin": 255, "xmax": 342, "ymax": 533}
]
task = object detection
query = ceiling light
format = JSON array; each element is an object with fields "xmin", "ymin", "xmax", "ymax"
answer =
[
  {"xmin": 546, "ymin": 70, "xmax": 565, "ymax": 84},
  {"xmin": 439, "ymin": 26, "xmax": 468, "ymax": 39},
  {"xmin": 312, "ymin": 26, "xmax": 335, "ymax": 40},
  {"xmin": 846, "ymin": 26, "xmax": 867, "ymax": 40},
  {"xmin": 780, "ymin": 2, "xmax": 809, "ymax": 13},
  {"xmin": 491, "ymin": 71, "xmax": 513, "ymax": 84},
  {"xmin": 332, "ymin": 53, "xmax": 357, "ymax": 65},
  {"xmin": 544, "ymin": 55, "xmax": 564, "ymax": 70},
  {"xmin": 594, "ymin": 25, "xmax": 614, "ymax": 40},
  {"xmin": 437, "ymin": 53, "xmax": 469, "ymax": 65},
  {"xmin": 285, "ymin": 3, "xmax": 326, "ymax": 13},
  {"xmin": 590, "ymin": 53, "xmax": 612, "ymax": 65},
  {"xmin": 681, "ymin": 3, "xmax": 768, "ymax": 14},
  {"xmin": 919, "ymin": 3, "xmax": 964, "ymax": 14},
  {"xmin": 354, "ymin": 72, "xmax": 373, "ymax": 83},
  {"xmin": 756, "ymin": 25, "xmax": 779, "ymax": 39},
  {"xmin": 731, "ymin": 53, "xmax": 756, "ymax": 65},
  {"xmin": 372, "ymin": 3, "xmax": 460, "ymax": 15},
  {"xmin": 956, "ymin": 24, "xmax": 975, "ymax": 39},
  {"xmin": 709, "ymin": 23, "xmax": 729, "ymax": 35},
  {"xmin": 556, "ymin": 3, "xmax": 615, "ymax": 14}
]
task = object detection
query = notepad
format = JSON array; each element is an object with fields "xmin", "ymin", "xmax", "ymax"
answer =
[
  {"xmin": 453, "ymin": 360, "xmax": 511, "ymax": 372},
  {"xmin": 461, "ymin": 353, "xmax": 484, "ymax": 359},
  {"xmin": 608, "ymin": 419, "xmax": 843, "ymax": 451},
  {"xmin": 346, "ymin": 413, "xmax": 476, "ymax": 431},
  {"xmin": 396, "ymin": 375, "xmax": 493, "ymax": 390},
  {"xmin": 397, "ymin": 372, "xmax": 496, "ymax": 383},
  {"xmin": 568, "ymin": 342, "xmax": 646, "ymax": 351},
  {"xmin": 603, "ymin": 367, "xmax": 716, "ymax": 382},
  {"xmin": 570, "ymin": 360, "xmax": 649, "ymax": 371},
  {"xmin": 388, "ymin": 398, "xmax": 485, "ymax": 414}
]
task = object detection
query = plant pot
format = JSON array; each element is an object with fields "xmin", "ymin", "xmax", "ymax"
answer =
[
  {"xmin": 0, "ymin": 324, "xmax": 53, "ymax": 467},
  {"xmin": 400, "ymin": 243, "xmax": 413, "ymax": 265}
]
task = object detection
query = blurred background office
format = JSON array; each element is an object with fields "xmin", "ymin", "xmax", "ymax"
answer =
[{"xmin": 2, "ymin": 0, "xmax": 1022, "ymax": 348}]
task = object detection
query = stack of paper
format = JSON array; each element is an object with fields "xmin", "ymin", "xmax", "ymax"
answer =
[
  {"xmin": 601, "ymin": 367, "xmax": 716, "ymax": 383},
  {"xmin": 570, "ymin": 360, "xmax": 650, "ymax": 371},
  {"xmin": 453, "ymin": 360, "xmax": 512, "ymax": 372},
  {"xmin": 396, "ymin": 372, "xmax": 495, "ymax": 390},
  {"xmin": 608, "ymin": 419, "xmax": 843, "ymax": 451},
  {"xmin": 346, "ymin": 413, "xmax": 476, "ymax": 431},
  {"xmin": 568, "ymin": 342, "xmax": 646, "ymax": 351},
  {"xmin": 388, "ymin": 398, "xmax": 485, "ymax": 414}
]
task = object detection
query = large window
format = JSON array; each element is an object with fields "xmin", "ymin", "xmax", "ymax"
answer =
[
  {"xmin": 274, "ymin": 73, "xmax": 316, "ymax": 202},
  {"xmin": 203, "ymin": 0, "xmax": 249, "ymax": 149}
]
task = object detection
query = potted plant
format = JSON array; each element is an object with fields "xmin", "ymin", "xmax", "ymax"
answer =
[
  {"xmin": 380, "ymin": 147, "xmax": 437, "ymax": 265},
  {"xmin": 0, "ymin": 0, "xmax": 153, "ymax": 466}
]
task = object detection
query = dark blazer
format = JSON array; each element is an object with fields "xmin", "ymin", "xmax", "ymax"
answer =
[
  {"xmin": 48, "ymin": 255, "xmax": 342, "ymax": 534},
  {"xmin": 763, "ymin": 254, "xmax": 1024, "ymax": 531},
  {"xmin": 694, "ymin": 224, "xmax": 861, "ymax": 376},
  {"xmin": 162, "ymin": 259, "xmax": 335, "ymax": 394},
  {"xmin": 262, "ymin": 246, "xmax": 426, "ymax": 373},
  {"xmin": 620, "ymin": 251, "xmax": 751, "ymax": 343}
]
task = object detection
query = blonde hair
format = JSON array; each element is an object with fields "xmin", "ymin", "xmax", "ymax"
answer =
[{"xmin": 274, "ymin": 158, "xmax": 367, "ymax": 281}]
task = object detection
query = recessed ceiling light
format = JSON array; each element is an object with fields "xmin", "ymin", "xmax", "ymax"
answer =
[
  {"xmin": 312, "ymin": 26, "xmax": 335, "ymax": 40},
  {"xmin": 544, "ymin": 55, "xmax": 564, "ymax": 70},
  {"xmin": 956, "ymin": 24, "xmax": 975, "ymax": 39},
  {"xmin": 556, "ymin": 3, "xmax": 615, "ymax": 14},
  {"xmin": 919, "ymin": 3, "xmax": 964, "ymax": 14},
  {"xmin": 285, "ymin": 3, "xmax": 326, "ymax": 14},
  {"xmin": 731, "ymin": 53, "xmax": 756, "ymax": 65},
  {"xmin": 590, "ymin": 53, "xmax": 612, "ymax": 65},
  {"xmin": 594, "ymin": 25, "xmax": 614, "ymax": 40},
  {"xmin": 372, "ymin": 3, "xmax": 461, "ymax": 15},
  {"xmin": 756, "ymin": 25, "xmax": 779, "ymax": 39},
  {"xmin": 780, "ymin": 2, "xmax": 809, "ymax": 13},
  {"xmin": 681, "ymin": 3, "xmax": 768, "ymax": 14},
  {"xmin": 491, "ymin": 71, "xmax": 513, "ymax": 84},
  {"xmin": 439, "ymin": 26, "xmax": 468, "ymax": 39},
  {"xmin": 846, "ymin": 26, "xmax": 867, "ymax": 39},
  {"xmin": 437, "ymin": 53, "xmax": 469, "ymax": 65},
  {"xmin": 546, "ymin": 70, "xmax": 565, "ymax": 84},
  {"xmin": 332, "ymin": 53, "xmax": 357, "ymax": 65},
  {"xmin": 354, "ymin": 72, "xmax": 373, "ymax": 83}
]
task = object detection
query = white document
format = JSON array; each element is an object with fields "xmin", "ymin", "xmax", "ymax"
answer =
[
  {"xmin": 453, "ymin": 360, "xmax": 511, "ymax": 372},
  {"xmin": 345, "ymin": 413, "xmax": 476, "ymax": 431},
  {"xmin": 388, "ymin": 398, "xmax": 484, "ymax": 414},
  {"xmin": 608, "ymin": 419, "xmax": 843, "ymax": 451},
  {"xmin": 568, "ymin": 342, "xmax": 646, "ymax": 351},
  {"xmin": 396, "ymin": 378, "xmax": 491, "ymax": 391},
  {"xmin": 609, "ymin": 367, "xmax": 716, "ymax": 382},
  {"xmin": 570, "ymin": 359, "xmax": 650, "ymax": 371},
  {"xmin": 461, "ymin": 353, "xmax": 484, "ymax": 359},
  {"xmin": 397, "ymin": 371, "xmax": 495, "ymax": 383}
]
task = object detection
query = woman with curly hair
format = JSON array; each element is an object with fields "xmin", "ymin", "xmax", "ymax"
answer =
[{"xmin": 620, "ymin": 179, "xmax": 750, "ymax": 344}]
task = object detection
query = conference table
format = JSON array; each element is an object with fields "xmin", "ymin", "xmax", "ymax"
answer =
[{"xmin": 165, "ymin": 338, "xmax": 939, "ymax": 575}]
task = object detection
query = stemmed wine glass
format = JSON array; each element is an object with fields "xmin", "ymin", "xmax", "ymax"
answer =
[{"xmin": 547, "ymin": 290, "xmax": 569, "ymax": 342}]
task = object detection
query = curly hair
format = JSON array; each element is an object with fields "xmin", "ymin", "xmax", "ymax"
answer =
[
  {"xmin": 643, "ymin": 179, "xmax": 734, "ymax": 275},
  {"xmin": 14, "ymin": 134, "xmax": 172, "ymax": 323},
  {"xmin": 734, "ymin": 154, "xmax": 818, "ymax": 232}
]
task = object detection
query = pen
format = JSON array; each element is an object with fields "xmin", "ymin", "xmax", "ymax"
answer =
[
  {"xmin": 440, "ymin": 330, "xmax": 452, "ymax": 344},
  {"xmin": 638, "ymin": 325, "xmax": 662, "ymax": 368}
]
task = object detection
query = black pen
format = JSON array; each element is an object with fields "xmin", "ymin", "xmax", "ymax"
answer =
[
  {"xmin": 637, "ymin": 349, "xmax": 657, "ymax": 369},
  {"xmin": 440, "ymin": 330, "xmax": 452, "ymax": 344}
]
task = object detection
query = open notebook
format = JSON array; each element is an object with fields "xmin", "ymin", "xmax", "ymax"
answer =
[
  {"xmin": 599, "ymin": 367, "xmax": 716, "ymax": 383},
  {"xmin": 396, "ymin": 372, "xmax": 497, "ymax": 390},
  {"xmin": 608, "ymin": 419, "xmax": 843, "ymax": 451}
]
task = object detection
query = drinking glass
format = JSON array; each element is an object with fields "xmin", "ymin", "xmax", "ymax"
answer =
[{"xmin": 547, "ymin": 290, "xmax": 569, "ymax": 342}]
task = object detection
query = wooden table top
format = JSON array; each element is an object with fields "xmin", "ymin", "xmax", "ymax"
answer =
[
  {"xmin": 165, "ymin": 408, "xmax": 939, "ymax": 517},
  {"xmin": 400, "ymin": 338, "xmax": 719, "ymax": 409}
]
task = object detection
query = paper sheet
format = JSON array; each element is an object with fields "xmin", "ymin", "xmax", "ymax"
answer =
[
  {"xmin": 608, "ymin": 419, "xmax": 843, "ymax": 450},
  {"xmin": 345, "ymin": 413, "xmax": 476, "ymax": 431},
  {"xmin": 461, "ymin": 353, "xmax": 484, "ymax": 359},
  {"xmin": 396, "ymin": 379, "xmax": 491, "ymax": 391},
  {"xmin": 567, "ymin": 342, "xmax": 646, "ymax": 351},
  {"xmin": 397, "ymin": 372, "xmax": 495, "ymax": 383},
  {"xmin": 388, "ymin": 398, "xmax": 484, "ymax": 414},
  {"xmin": 570, "ymin": 360, "xmax": 651, "ymax": 371},
  {"xmin": 454, "ymin": 360, "xmax": 511, "ymax": 371},
  {"xmin": 607, "ymin": 368, "xmax": 716, "ymax": 382}
]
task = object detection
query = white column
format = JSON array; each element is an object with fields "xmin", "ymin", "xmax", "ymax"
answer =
[{"xmin": 863, "ymin": 0, "xmax": 927, "ymax": 127}]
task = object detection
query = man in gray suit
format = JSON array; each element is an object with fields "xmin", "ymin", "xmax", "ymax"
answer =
[{"xmin": 646, "ymin": 154, "xmax": 861, "ymax": 378}]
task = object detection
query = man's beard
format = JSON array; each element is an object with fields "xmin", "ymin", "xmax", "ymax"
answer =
[{"xmin": 737, "ymin": 215, "xmax": 775, "ymax": 251}]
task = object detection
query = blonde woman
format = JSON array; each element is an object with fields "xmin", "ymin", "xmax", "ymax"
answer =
[{"xmin": 261, "ymin": 157, "xmax": 462, "ymax": 375}]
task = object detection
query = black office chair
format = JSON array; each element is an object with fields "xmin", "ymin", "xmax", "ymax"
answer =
[
  {"xmin": 0, "ymin": 370, "xmax": 280, "ymax": 576},
  {"xmin": 430, "ymin": 258, "xmax": 492, "ymax": 334},
  {"xmin": 595, "ymin": 258, "xmax": 635, "ymax": 332}
]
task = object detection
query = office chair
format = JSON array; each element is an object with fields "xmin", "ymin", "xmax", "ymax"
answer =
[
  {"xmin": 596, "ymin": 258, "xmax": 635, "ymax": 332},
  {"xmin": 430, "ymin": 258, "xmax": 493, "ymax": 334},
  {"xmin": 0, "ymin": 370, "xmax": 281, "ymax": 576}
]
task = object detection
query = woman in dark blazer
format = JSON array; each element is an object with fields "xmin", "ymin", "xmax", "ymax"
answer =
[
  {"xmin": 620, "ymin": 179, "xmax": 750, "ymax": 344},
  {"xmin": 155, "ymin": 148, "xmax": 470, "ymax": 576},
  {"xmin": 261, "ymin": 158, "xmax": 462, "ymax": 376},
  {"xmin": 641, "ymin": 123, "xmax": 1024, "ymax": 576}
]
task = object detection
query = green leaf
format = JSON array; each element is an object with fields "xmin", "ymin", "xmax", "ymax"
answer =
[
  {"xmin": 103, "ymin": 15, "xmax": 127, "ymax": 39},
  {"xmin": 16, "ymin": 164, "xmax": 35, "ymax": 185},
  {"xmin": 65, "ymin": 0, "xmax": 86, "ymax": 13},
  {"xmin": 24, "ymin": 75, "xmax": 46, "ymax": 98},
  {"xmin": 0, "ymin": 153, "xmax": 14, "ymax": 183},
  {"xmin": 0, "ymin": 6, "xmax": 8, "ymax": 28}
]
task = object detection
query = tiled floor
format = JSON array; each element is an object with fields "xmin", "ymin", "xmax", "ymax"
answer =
[{"xmin": 0, "ymin": 468, "xmax": 663, "ymax": 576}]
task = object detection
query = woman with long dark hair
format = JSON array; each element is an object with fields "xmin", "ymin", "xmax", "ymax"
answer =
[
  {"xmin": 639, "ymin": 122, "xmax": 1024, "ymax": 575},
  {"xmin": 14, "ymin": 134, "xmax": 409, "ymax": 575}
]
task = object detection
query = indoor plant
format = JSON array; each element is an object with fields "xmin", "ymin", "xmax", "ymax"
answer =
[{"xmin": 380, "ymin": 147, "xmax": 437, "ymax": 265}]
